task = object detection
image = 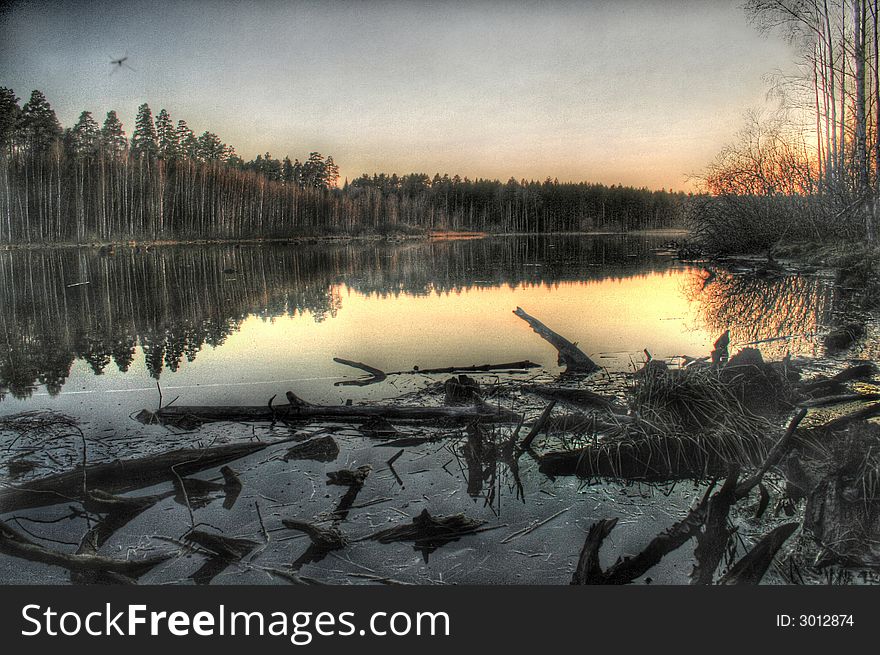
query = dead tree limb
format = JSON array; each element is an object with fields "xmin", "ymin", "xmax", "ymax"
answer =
[
  {"xmin": 0, "ymin": 437, "xmax": 298, "ymax": 512},
  {"xmin": 522, "ymin": 385, "xmax": 628, "ymax": 415},
  {"xmin": 718, "ymin": 522, "xmax": 799, "ymax": 584},
  {"xmin": 396, "ymin": 361, "xmax": 540, "ymax": 375},
  {"xmin": 798, "ymin": 393, "xmax": 880, "ymax": 408},
  {"xmin": 519, "ymin": 400, "xmax": 557, "ymax": 451},
  {"xmin": 513, "ymin": 307, "xmax": 598, "ymax": 373},
  {"xmin": 0, "ymin": 518, "xmax": 171, "ymax": 578},
  {"xmin": 147, "ymin": 391, "xmax": 520, "ymax": 426},
  {"xmin": 818, "ymin": 402, "xmax": 880, "ymax": 432},
  {"xmin": 735, "ymin": 408, "xmax": 808, "ymax": 498},
  {"xmin": 333, "ymin": 358, "xmax": 388, "ymax": 386},
  {"xmin": 691, "ymin": 467, "xmax": 740, "ymax": 585},
  {"xmin": 570, "ymin": 517, "xmax": 618, "ymax": 584}
]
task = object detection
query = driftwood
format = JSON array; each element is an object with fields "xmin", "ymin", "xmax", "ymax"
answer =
[
  {"xmin": 333, "ymin": 358, "xmax": 540, "ymax": 386},
  {"xmin": 519, "ymin": 400, "xmax": 557, "ymax": 451},
  {"xmin": 184, "ymin": 529, "xmax": 260, "ymax": 585},
  {"xmin": 523, "ymin": 385, "xmax": 628, "ymax": 414},
  {"xmin": 570, "ymin": 518, "xmax": 618, "ymax": 584},
  {"xmin": 718, "ymin": 523, "xmax": 799, "ymax": 584},
  {"xmin": 146, "ymin": 390, "xmax": 520, "ymax": 426},
  {"xmin": 326, "ymin": 466, "xmax": 372, "ymax": 521},
  {"xmin": 538, "ymin": 436, "xmax": 733, "ymax": 481},
  {"xmin": 283, "ymin": 436, "xmax": 340, "ymax": 462},
  {"xmin": 513, "ymin": 307, "xmax": 598, "ymax": 373},
  {"xmin": 573, "ymin": 500, "xmax": 710, "ymax": 584},
  {"xmin": 691, "ymin": 467, "xmax": 740, "ymax": 585},
  {"xmin": 798, "ymin": 393, "xmax": 880, "ymax": 408},
  {"xmin": 326, "ymin": 465, "xmax": 371, "ymax": 488},
  {"xmin": 571, "ymin": 412, "xmax": 811, "ymax": 585},
  {"xmin": 799, "ymin": 362, "xmax": 877, "ymax": 395},
  {"xmin": 0, "ymin": 438, "xmax": 296, "ymax": 512},
  {"xmin": 818, "ymin": 402, "xmax": 880, "ymax": 432},
  {"xmin": 281, "ymin": 519, "xmax": 347, "ymax": 551},
  {"xmin": 79, "ymin": 490, "xmax": 173, "ymax": 552},
  {"xmin": 333, "ymin": 358, "xmax": 387, "ymax": 386},
  {"xmin": 401, "ymin": 361, "xmax": 539, "ymax": 375},
  {"xmin": 184, "ymin": 530, "xmax": 259, "ymax": 561},
  {"xmin": 368, "ymin": 508, "xmax": 488, "ymax": 562},
  {"xmin": 0, "ymin": 518, "xmax": 171, "ymax": 579}
]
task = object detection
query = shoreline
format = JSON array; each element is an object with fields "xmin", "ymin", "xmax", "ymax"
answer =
[{"xmin": 0, "ymin": 227, "xmax": 689, "ymax": 252}]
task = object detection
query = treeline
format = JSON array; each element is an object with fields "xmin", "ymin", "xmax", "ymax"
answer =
[
  {"xmin": 695, "ymin": 1, "xmax": 880, "ymax": 252},
  {"xmin": 0, "ymin": 88, "xmax": 686, "ymax": 244}
]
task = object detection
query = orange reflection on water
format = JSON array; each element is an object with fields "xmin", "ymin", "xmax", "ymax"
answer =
[{"xmin": 213, "ymin": 268, "xmax": 713, "ymax": 402}]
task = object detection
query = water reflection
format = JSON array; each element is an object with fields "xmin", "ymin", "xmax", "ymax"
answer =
[
  {"xmin": 0, "ymin": 235, "xmax": 841, "ymax": 401},
  {"xmin": 686, "ymin": 268, "xmax": 834, "ymax": 359}
]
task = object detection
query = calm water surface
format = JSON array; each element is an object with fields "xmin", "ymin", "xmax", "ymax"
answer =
[{"xmin": 0, "ymin": 234, "xmax": 834, "ymax": 420}]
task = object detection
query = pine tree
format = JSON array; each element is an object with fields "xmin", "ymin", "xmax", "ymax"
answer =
[
  {"xmin": 100, "ymin": 110, "xmax": 127, "ymax": 154},
  {"xmin": 325, "ymin": 156, "xmax": 340, "ymax": 188},
  {"xmin": 0, "ymin": 87, "xmax": 21, "ymax": 150},
  {"xmin": 196, "ymin": 131, "xmax": 226, "ymax": 161},
  {"xmin": 20, "ymin": 90, "xmax": 61, "ymax": 152},
  {"xmin": 176, "ymin": 119, "xmax": 197, "ymax": 158},
  {"xmin": 130, "ymin": 103, "xmax": 158, "ymax": 158},
  {"xmin": 70, "ymin": 111, "xmax": 100, "ymax": 157},
  {"xmin": 155, "ymin": 108, "xmax": 177, "ymax": 159},
  {"xmin": 303, "ymin": 152, "xmax": 326, "ymax": 188}
]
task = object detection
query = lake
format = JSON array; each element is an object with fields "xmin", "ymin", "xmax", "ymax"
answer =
[
  {"xmin": 0, "ymin": 234, "xmax": 836, "ymax": 415},
  {"xmin": 0, "ymin": 234, "xmax": 846, "ymax": 584}
]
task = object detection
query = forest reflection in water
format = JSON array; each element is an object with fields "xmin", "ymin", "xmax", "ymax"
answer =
[{"xmin": 0, "ymin": 235, "xmax": 838, "ymax": 408}]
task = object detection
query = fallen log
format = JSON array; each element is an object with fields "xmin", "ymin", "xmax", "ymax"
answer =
[
  {"xmin": 798, "ymin": 393, "xmax": 880, "ymax": 408},
  {"xmin": 817, "ymin": 402, "xmax": 880, "ymax": 433},
  {"xmin": 281, "ymin": 519, "xmax": 347, "ymax": 551},
  {"xmin": 333, "ymin": 358, "xmax": 541, "ymax": 386},
  {"xmin": 799, "ymin": 362, "xmax": 877, "ymax": 395},
  {"xmin": 523, "ymin": 384, "xmax": 628, "ymax": 414},
  {"xmin": 283, "ymin": 436, "xmax": 339, "ymax": 463},
  {"xmin": 0, "ymin": 437, "xmax": 298, "ymax": 512},
  {"xmin": 367, "ymin": 509, "xmax": 488, "ymax": 562},
  {"xmin": 718, "ymin": 522, "xmax": 799, "ymax": 584},
  {"xmin": 691, "ymin": 467, "xmax": 740, "ymax": 585},
  {"xmin": 146, "ymin": 391, "xmax": 520, "ymax": 426},
  {"xmin": 398, "ymin": 360, "xmax": 540, "ymax": 375},
  {"xmin": 538, "ymin": 435, "xmax": 737, "ymax": 481},
  {"xmin": 513, "ymin": 307, "xmax": 598, "ymax": 373},
  {"xmin": 570, "ymin": 518, "xmax": 618, "ymax": 585},
  {"xmin": 519, "ymin": 400, "xmax": 557, "ymax": 451},
  {"xmin": 333, "ymin": 358, "xmax": 387, "ymax": 387},
  {"xmin": 0, "ymin": 518, "xmax": 171, "ymax": 578}
]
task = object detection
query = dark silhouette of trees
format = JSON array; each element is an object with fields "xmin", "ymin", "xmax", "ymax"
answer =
[
  {"xmin": 0, "ymin": 88, "xmax": 686, "ymax": 245},
  {"xmin": 130, "ymin": 103, "xmax": 158, "ymax": 158}
]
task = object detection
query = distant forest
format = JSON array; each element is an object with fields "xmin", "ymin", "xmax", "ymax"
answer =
[{"xmin": 0, "ymin": 88, "xmax": 687, "ymax": 244}]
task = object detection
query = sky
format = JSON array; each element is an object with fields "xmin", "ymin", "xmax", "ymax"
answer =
[{"xmin": 0, "ymin": 0, "xmax": 799, "ymax": 190}]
